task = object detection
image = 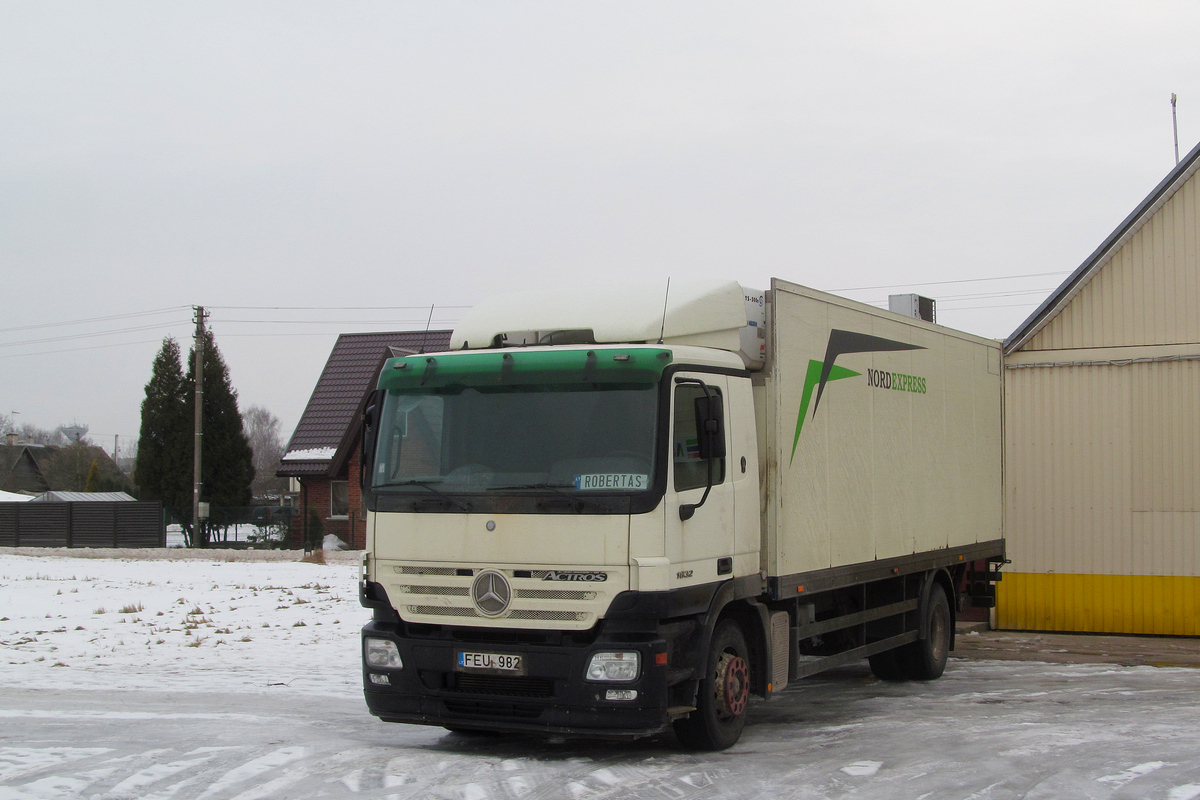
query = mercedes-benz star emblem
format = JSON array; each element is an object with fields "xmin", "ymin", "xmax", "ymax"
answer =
[{"xmin": 471, "ymin": 570, "xmax": 511, "ymax": 617}]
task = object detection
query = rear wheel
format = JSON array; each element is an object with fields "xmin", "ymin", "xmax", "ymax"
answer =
[
  {"xmin": 903, "ymin": 584, "xmax": 951, "ymax": 680},
  {"xmin": 868, "ymin": 648, "xmax": 908, "ymax": 681},
  {"xmin": 674, "ymin": 620, "xmax": 752, "ymax": 751}
]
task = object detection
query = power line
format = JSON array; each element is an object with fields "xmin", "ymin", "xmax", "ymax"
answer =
[
  {"xmin": 936, "ymin": 288, "xmax": 1056, "ymax": 302},
  {"xmin": 0, "ymin": 306, "xmax": 190, "ymax": 334},
  {"xmin": 0, "ymin": 338, "xmax": 170, "ymax": 360},
  {"xmin": 0, "ymin": 322, "xmax": 190, "ymax": 349},
  {"xmin": 208, "ymin": 304, "xmax": 472, "ymax": 311},
  {"xmin": 209, "ymin": 318, "xmax": 462, "ymax": 326},
  {"xmin": 856, "ymin": 288, "xmax": 1056, "ymax": 306},
  {"xmin": 826, "ymin": 271, "xmax": 1069, "ymax": 293},
  {"xmin": 217, "ymin": 329, "xmax": 460, "ymax": 338},
  {"xmin": 937, "ymin": 300, "xmax": 1045, "ymax": 312}
]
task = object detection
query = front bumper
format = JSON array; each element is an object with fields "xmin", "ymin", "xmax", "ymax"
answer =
[{"xmin": 361, "ymin": 620, "xmax": 673, "ymax": 739}]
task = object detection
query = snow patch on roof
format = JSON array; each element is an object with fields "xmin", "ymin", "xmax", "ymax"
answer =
[
  {"xmin": 0, "ymin": 489, "xmax": 33, "ymax": 502},
  {"xmin": 281, "ymin": 447, "xmax": 337, "ymax": 462},
  {"xmin": 31, "ymin": 492, "xmax": 136, "ymax": 502}
]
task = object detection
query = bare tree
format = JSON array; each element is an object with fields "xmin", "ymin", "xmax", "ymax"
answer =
[
  {"xmin": 243, "ymin": 405, "xmax": 287, "ymax": 500},
  {"xmin": 16, "ymin": 423, "xmax": 70, "ymax": 446}
]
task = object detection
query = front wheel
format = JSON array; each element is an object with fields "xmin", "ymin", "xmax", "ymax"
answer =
[{"xmin": 674, "ymin": 620, "xmax": 752, "ymax": 751}]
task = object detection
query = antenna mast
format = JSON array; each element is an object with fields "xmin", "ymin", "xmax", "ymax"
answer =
[
  {"xmin": 1172, "ymin": 93, "xmax": 1180, "ymax": 165},
  {"xmin": 657, "ymin": 278, "xmax": 671, "ymax": 345},
  {"xmin": 418, "ymin": 304, "xmax": 435, "ymax": 354}
]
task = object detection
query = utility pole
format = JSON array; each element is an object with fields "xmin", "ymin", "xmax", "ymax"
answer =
[
  {"xmin": 192, "ymin": 305, "xmax": 208, "ymax": 546},
  {"xmin": 1172, "ymin": 93, "xmax": 1180, "ymax": 165}
]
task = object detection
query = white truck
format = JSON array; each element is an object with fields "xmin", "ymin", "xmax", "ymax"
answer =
[{"xmin": 358, "ymin": 278, "xmax": 1004, "ymax": 750}]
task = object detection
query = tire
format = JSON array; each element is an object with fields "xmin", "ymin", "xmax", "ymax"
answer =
[
  {"xmin": 903, "ymin": 584, "xmax": 951, "ymax": 680},
  {"xmin": 673, "ymin": 620, "xmax": 752, "ymax": 751},
  {"xmin": 868, "ymin": 648, "xmax": 908, "ymax": 681}
]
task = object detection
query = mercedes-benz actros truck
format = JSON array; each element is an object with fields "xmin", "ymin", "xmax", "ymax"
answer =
[{"xmin": 358, "ymin": 278, "xmax": 1004, "ymax": 750}]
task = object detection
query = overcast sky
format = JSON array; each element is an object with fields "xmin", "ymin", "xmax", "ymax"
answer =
[{"xmin": 2, "ymin": 1, "xmax": 1198, "ymax": 452}]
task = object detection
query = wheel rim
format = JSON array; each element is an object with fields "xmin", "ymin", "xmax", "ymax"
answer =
[{"xmin": 715, "ymin": 652, "xmax": 749, "ymax": 718}]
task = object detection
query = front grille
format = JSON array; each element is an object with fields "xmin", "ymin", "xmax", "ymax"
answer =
[
  {"xmin": 398, "ymin": 585, "xmax": 469, "ymax": 596},
  {"xmin": 408, "ymin": 606, "xmax": 478, "ymax": 617},
  {"xmin": 449, "ymin": 674, "xmax": 555, "ymax": 698},
  {"xmin": 510, "ymin": 610, "xmax": 588, "ymax": 622},
  {"xmin": 516, "ymin": 589, "xmax": 596, "ymax": 601},
  {"xmin": 396, "ymin": 566, "xmax": 457, "ymax": 576},
  {"xmin": 406, "ymin": 605, "xmax": 589, "ymax": 622},
  {"xmin": 444, "ymin": 699, "xmax": 545, "ymax": 719}
]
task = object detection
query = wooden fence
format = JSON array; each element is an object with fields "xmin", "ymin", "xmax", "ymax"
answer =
[{"xmin": 0, "ymin": 502, "xmax": 164, "ymax": 548}]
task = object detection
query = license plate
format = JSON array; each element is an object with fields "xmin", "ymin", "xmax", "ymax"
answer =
[{"xmin": 456, "ymin": 651, "xmax": 524, "ymax": 674}]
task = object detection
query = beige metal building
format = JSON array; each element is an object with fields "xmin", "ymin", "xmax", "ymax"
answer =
[{"xmin": 1000, "ymin": 140, "xmax": 1200, "ymax": 635}]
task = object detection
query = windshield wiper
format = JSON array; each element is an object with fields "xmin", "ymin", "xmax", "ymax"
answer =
[
  {"xmin": 487, "ymin": 482, "xmax": 575, "ymax": 492},
  {"xmin": 375, "ymin": 479, "xmax": 470, "ymax": 511}
]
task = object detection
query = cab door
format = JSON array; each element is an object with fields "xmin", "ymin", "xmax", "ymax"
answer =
[{"xmin": 664, "ymin": 373, "xmax": 737, "ymax": 586}]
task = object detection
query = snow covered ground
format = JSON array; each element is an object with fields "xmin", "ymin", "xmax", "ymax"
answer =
[
  {"xmin": 0, "ymin": 552, "xmax": 359, "ymax": 697},
  {"xmin": 164, "ymin": 524, "xmax": 292, "ymax": 549},
  {"xmin": 3, "ymin": 551, "xmax": 1200, "ymax": 799}
]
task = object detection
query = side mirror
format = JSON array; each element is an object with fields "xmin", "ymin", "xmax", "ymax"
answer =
[
  {"xmin": 360, "ymin": 390, "xmax": 380, "ymax": 491},
  {"xmin": 694, "ymin": 394, "xmax": 726, "ymax": 460}
]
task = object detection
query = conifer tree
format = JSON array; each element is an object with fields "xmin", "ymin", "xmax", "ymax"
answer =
[
  {"xmin": 185, "ymin": 330, "xmax": 254, "ymax": 545},
  {"xmin": 135, "ymin": 338, "xmax": 191, "ymax": 514},
  {"xmin": 84, "ymin": 459, "xmax": 101, "ymax": 492}
]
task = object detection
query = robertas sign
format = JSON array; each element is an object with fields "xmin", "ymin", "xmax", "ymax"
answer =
[{"xmin": 573, "ymin": 473, "xmax": 649, "ymax": 490}]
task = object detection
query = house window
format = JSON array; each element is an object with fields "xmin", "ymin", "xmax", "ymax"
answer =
[{"xmin": 330, "ymin": 481, "xmax": 349, "ymax": 518}]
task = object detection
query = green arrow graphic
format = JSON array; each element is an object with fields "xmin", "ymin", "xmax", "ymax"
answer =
[{"xmin": 790, "ymin": 359, "xmax": 859, "ymax": 464}]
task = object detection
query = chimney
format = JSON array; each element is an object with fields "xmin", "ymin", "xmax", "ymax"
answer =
[{"xmin": 5, "ymin": 433, "xmax": 17, "ymax": 446}]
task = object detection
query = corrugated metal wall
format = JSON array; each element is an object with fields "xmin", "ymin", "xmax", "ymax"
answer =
[
  {"xmin": 1025, "ymin": 170, "xmax": 1198, "ymax": 350},
  {"xmin": 1002, "ymin": 360, "xmax": 1200, "ymax": 633},
  {"xmin": 1001, "ymin": 165, "xmax": 1200, "ymax": 635}
]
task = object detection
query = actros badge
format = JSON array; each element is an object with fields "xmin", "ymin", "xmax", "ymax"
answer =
[{"xmin": 542, "ymin": 571, "xmax": 607, "ymax": 582}]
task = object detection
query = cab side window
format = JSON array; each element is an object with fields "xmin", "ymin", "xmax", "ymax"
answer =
[{"xmin": 673, "ymin": 384, "xmax": 726, "ymax": 492}]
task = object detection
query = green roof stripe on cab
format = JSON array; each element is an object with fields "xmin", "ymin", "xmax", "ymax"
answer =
[{"xmin": 378, "ymin": 348, "xmax": 673, "ymax": 391}]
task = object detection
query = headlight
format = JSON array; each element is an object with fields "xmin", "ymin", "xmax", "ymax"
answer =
[
  {"xmin": 365, "ymin": 638, "xmax": 403, "ymax": 669},
  {"xmin": 585, "ymin": 651, "xmax": 640, "ymax": 682}
]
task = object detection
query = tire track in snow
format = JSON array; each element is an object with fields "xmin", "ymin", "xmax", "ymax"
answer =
[
  {"xmin": 105, "ymin": 755, "xmax": 219, "ymax": 798},
  {"xmin": 194, "ymin": 747, "xmax": 308, "ymax": 800}
]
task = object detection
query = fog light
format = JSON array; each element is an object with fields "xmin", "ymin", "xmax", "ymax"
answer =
[
  {"xmin": 585, "ymin": 651, "xmax": 639, "ymax": 682},
  {"xmin": 605, "ymin": 689, "xmax": 637, "ymax": 701},
  {"xmin": 365, "ymin": 638, "xmax": 403, "ymax": 669},
  {"xmin": 369, "ymin": 673, "xmax": 391, "ymax": 686}
]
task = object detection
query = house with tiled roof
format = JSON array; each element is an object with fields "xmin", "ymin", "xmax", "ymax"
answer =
[
  {"xmin": 279, "ymin": 330, "xmax": 452, "ymax": 549},
  {"xmin": 2, "ymin": 442, "xmax": 131, "ymax": 496},
  {"xmin": 0, "ymin": 444, "xmax": 52, "ymax": 495}
]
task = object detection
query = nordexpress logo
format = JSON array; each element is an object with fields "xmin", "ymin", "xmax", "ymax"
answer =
[
  {"xmin": 790, "ymin": 330, "xmax": 926, "ymax": 464},
  {"xmin": 866, "ymin": 368, "xmax": 926, "ymax": 394}
]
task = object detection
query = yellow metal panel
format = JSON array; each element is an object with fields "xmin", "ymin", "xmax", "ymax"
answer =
[{"xmin": 997, "ymin": 572, "xmax": 1200, "ymax": 636}]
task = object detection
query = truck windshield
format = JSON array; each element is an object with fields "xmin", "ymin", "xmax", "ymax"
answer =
[{"xmin": 371, "ymin": 384, "xmax": 658, "ymax": 493}]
